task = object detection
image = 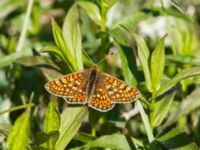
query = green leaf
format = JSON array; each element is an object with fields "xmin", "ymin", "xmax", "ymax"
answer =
[
  {"xmin": 15, "ymin": 55, "xmax": 62, "ymax": 80},
  {"xmin": 154, "ymin": 92, "xmax": 176, "ymax": 127},
  {"xmin": 111, "ymin": 10, "xmax": 153, "ymax": 30},
  {"xmin": 73, "ymin": 132, "xmax": 96, "ymax": 143},
  {"xmin": 44, "ymin": 99, "xmax": 61, "ymax": 150},
  {"xmin": 55, "ymin": 106, "xmax": 88, "ymax": 150},
  {"xmin": 164, "ymin": 88, "xmax": 200, "ymax": 128},
  {"xmin": 35, "ymin": 132, "xmax": 49, "ymax": 145},
  {"xmin": 155, "ymin": 67, "xmax": 200, "ymax": 97},
  {"xmin": 78, "ymin": 133, "xmax": 143, "ymax": 150},
  {"xmin": 15, "ymin": 56, "xmax": 60, "ymax": 70},
  {"xmin": 0, "ymin": 49, "xmax": 33, "ymax": 68},
  {"xmin": 0, "ymin": 103, "xmax": 35, "ymax": 115},
  {"xmin": 8, "ymin": 110, "xmax": 30, "ymax": 150},
  {"xmin": 133, "ymin": 33, "xmax": 152, "ymax": 92},
  {"xmin": 0, "ymin": 0, "xmax": 22, "ymax": 20},
  {"xmin": 166, "ymin": 55, "xmax": 200, "ymax": 65},
  {"xmin": 62, "ymin": 3, "xmax": 83, "ymax": 70},
  {"xmin": 51, "ymin": 19, "xmax": 76, "ymax": 71},
  {"xmin": 109, "ymin": 28, "xmax": 138, "ymax": 86},
  {"xmin": 78, "ymin": 1, "xmax": 101, "ymax": 25},
  {"xmin": 150, "ymin": 128, "xmax": 199, "ymax": 150},
  {"xmin": 150, "ymin": 35, "xmax": 167, "ymax": 92},
  {"xmin": 0, "ymin": 123, "xmax": 12, "ymax": 137},
  {"xmin": 41, "ymin": 45, "xmax": 67, "ymax": 64}
]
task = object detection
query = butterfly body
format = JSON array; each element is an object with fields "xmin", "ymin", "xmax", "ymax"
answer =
[{"xmin": 45, "ymin": 65, "xmax": 141, "ymax": 112}]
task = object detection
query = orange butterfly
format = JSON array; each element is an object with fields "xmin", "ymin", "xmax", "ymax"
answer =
[{"xmin": 45, "ymin": 65, "xmax": 141, "ymax": 112}]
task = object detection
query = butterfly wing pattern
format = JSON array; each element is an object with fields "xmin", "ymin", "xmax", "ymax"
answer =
[
  {"xmin": 45, "ymin": 65, "xmax": 141, "ymax": 112},
  {"xmin": 100, "ymin": 72, "xmax": 141, "ymax": 103},
  {"xmin": 88, "ymin": 79, "xmax": 115, "ymax": 112},
  {"xmin": 45, "ymin": 71, "xmax": 89, "ymax": 104}
]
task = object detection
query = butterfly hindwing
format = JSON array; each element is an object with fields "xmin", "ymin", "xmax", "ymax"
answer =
[
  {"xmin": 45, "ymin": 71, "xmax": 89, "ymax": 104},
  {"xmin": 100, "ymin": 72, "xmax": 141, "ymax": 103},
  {"xmin": 88, "ymin": 80, "xmax": 114, "ymax": 112}
]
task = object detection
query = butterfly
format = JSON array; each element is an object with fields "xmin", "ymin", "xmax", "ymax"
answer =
[{"xmin": 45, "ymin": 65, "xmax": 141, "ymax": 112}]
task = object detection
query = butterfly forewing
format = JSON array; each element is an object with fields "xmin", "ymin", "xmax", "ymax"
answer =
[
  {"xmin": 100, "ymin": 72, "xmax": 141, "ymax": 103},
  {"xmin": 88, "ymin": 80, "xmax": 114, "ymax": 112},
  {"xmin": 45, "ymin": 71, "xmax": 89, "ymax": 104}
]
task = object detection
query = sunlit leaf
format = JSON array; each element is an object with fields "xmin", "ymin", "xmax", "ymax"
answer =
[
  {"xmin": 154, "ymin": 92, "xmax": 175, "ymax": 127},
  {"xmin": 51, "ymin": 19, "xmax": 76, "ymax": 71},
  {"xmin": 62, "ymin": 3, "xmax": 83, "ymax": 70},
  {"xmin": 133, "ymin": 33, "xmax": 152, "ymax": 92},
  {"xmin": 78, "ymin": 1, "xmax": 101, "ymax": 25},
  {"xmin": 155, "ymin": 67, "xmax": 200, "ymax": 97},
  {"xmin": 151, "ymin": 35, "xmax": 167, "ymax": 92},
  {"xmin": 44, "ymin": 99, "xmax": 60, "ymax": 150},
  {"xmin": 55, "ymin": 106, "xmax": 88, "ymax": 150},
  {"xmin": 8, "ymin": 110, "xmax": 30, "ymax": 150},
  {"xmin": 41, "ymin": 45, "xmax": 67, "ymax": 63}
]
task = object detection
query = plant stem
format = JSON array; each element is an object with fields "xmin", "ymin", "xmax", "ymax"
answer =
[
  {"xmin": 137, "ymin": 101, "xmax": 154, "ymax": 143},
  {"xmin": 0, "ymin": 103, "xmax": 35, "ymax": 115},
  {"xmin": 16, "ymin": 0, "xmax": 34, "ymax": 52},
  {"xmin": 100, "ymin": 0, "xmax": 107, "ymax": 32}
]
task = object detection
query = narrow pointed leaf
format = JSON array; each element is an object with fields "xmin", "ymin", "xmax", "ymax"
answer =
[
  {"xmin": 133, "ymin": 33, "xmax": 152, "ymax": 92},
  {"xmin": 51, "ymin": 19, "xmax": 76, "ymax": 71},
  {"xmin": 150, "ymin": 128, "xmax": 199, "ymax": 150},
  {"xmin": 164, "ymin": 88, "xmax": 200, "ymax": 128},
  {"xmin": 0, "ymin": 49, "xmax": 33, "ymax": 68},
  {"xmin": 55, "ymin": 106, "xmax": 88, "ymax": 150},
  {"xmin": 82, "ymin": 133, "xmax": 143, "ymax": 150},
  {"xmin": 155, "ymin": 67, "xmax": 200, "ymax": 97},
  {"xmin": 8, "ymin": 110, "xmax": 30, "ymax": 150},
  {"xmin": 109, "ymin": 28, "xmax": 138, "ymax": 86},
  {"xmin": 44, "ymin": 99, "xmax": 61, "ymax": 149},
  {"xmin": 78, "ymin": 1, "xmax": 101, "ymax": 25},
  {"xmin": 151, "ymin": 35, "xmax": 167, "ymax": 92},
  {"xmin": 62, "ymin": 4, "xmax": 83, "ymax": 70},
  {"xmin": 154, "ymin": 92, "xmax": 175, "ymax": 127}
]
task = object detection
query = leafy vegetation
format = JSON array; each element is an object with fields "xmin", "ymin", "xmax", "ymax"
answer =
[{"xmin": 0, "ymin": 0, "xmax": 200, "ymax": 149}]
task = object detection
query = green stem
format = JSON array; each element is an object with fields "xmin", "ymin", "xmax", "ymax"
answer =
[
  {"xmin": 150, "ymin": 97, "xmax": 155, "ymax": 129},
  {"xmin": 100, "ymin": 0, "xmax": 107, "ymax": 32},
  {"xmin": 16, "ymin": 0, "xmax": 34, "ymax": 52},
  {"xmin": 137, "ymin": 101, "xmax": 154, "ymax": 143},
  {"xmin": 0, "ymin": 103, "xmax": 35, "ymax": 115}
]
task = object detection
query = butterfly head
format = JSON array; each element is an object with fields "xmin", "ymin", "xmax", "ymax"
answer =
[{"xmin": 91, "ymin": 64, "xmax": 98, "ymax": 71}]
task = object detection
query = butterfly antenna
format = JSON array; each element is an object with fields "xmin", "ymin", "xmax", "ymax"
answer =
[
  {"xmin": 83, "ymin": 50, "xmax": 96, "ymax": 64},
  {"xmin": 96, "ymin": 51, "xmax": 115, "ymax": 65}
]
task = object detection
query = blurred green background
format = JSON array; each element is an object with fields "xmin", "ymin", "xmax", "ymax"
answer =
[{"xmin": 1, "ymin": 0, "xmax": 200, "ymax": 149}]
